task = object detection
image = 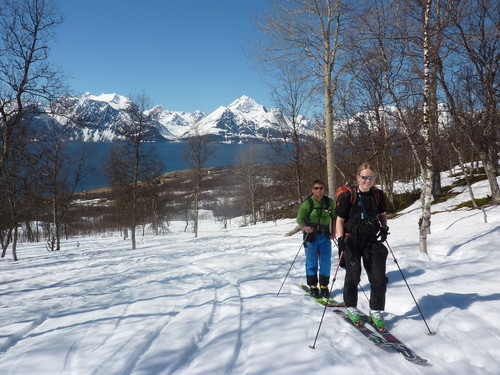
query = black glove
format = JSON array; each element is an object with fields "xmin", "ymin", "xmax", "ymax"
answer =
[
  {"xmin": 378, "ymin": 225, "xmax": 389, "ymax": 242},
  {"xmin": 337, "ymin": 237, "xmax": 346, "ymax": 269},
  {"xmin": 338, "ymin": 236, "xmax": 346, "ymax": 252}
]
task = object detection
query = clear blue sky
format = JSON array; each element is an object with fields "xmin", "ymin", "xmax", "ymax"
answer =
[{"xmin": 51, "ymin": 0, "xmax": 272, "ymax": 113}]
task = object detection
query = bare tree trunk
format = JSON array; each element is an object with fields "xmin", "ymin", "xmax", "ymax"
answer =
[
  {"xmin": 254, "ymin": 0, "xmax": 356, "ymax": 194},
  {"xmin": 419, "ymin": 0, "xmax": 434, "ymax": 254},
  {"xmin": 0, "ymin": 0, "xmax": 63, "ymax": 177},
  {"xmin": 448, "ymin": 0, "xmax": 500, "ymax": 203},
  {"xmin": 482, "ymin": 157, "xmax": 500, "ymax": 204},
  {"xmin": 0, "ymin": 228, "xmax": 13, "ymax": 258},
  {"xmin": 105, "ymin": 93, "xmax": 163, "ymax": 248},
  {"xmin": 12, "ymin": 225, "xmax": 19, "ymax": 261},
  {"xmin": 131, "ymin": 224, "xmax": 136, "ymax": 249},
  {"xmin": 454, "ymin": 145, "xmax": 479, "ymax": 208},
  {"xmin": 325, "ymin": 75, "xmax": 336, "ymax": 194},
  {"xmin": 131, "ymin": 156, "xmax": 138, "ymax": 250},
  {"xmin": 183, "ymin": 131, "xmax": 216, "ymax": 237},
  {"xmin": 237, "ymin": 146, "xmax": 261, "ymax": 225},
  {"xmin": 194, "ymin": 182, "xmax": 199, "ymax": 238},
  {"xmin": 269, "ymin": 63, "xmax": 312, "ymax": 204}
]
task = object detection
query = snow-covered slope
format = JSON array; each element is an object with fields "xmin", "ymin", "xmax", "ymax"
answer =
[{"xmin": 0, "ymin": 177, "xmax": 499, "ymax": 374}]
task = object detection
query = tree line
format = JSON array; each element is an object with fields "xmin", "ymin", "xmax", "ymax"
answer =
[
  {"xmin": 1, "ymin": 0, "xmax": 498, "ymax": 260},
  {"xmin": 252, "ymin": 0, "xmax": 499, "ymax": 253}
]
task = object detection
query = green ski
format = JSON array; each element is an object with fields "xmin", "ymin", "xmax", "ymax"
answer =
[{"xmin": 301, "ymin": 284, "xmax": 345, "ymax": 307}]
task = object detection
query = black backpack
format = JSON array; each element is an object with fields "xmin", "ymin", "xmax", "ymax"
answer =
[{"xmin": 338, "ymin": 187, "xmax": 382, "ymax": 241}]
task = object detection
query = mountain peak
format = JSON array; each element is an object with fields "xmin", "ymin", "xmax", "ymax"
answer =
[
  {"xmin": 43, "ymin": 93, "xmax": 293, "ymax": 143},
  {"xmin": 228, "ymin": 95, "xmax": 265, "ymax": 114},
  {"xmin": 82, "ymin": 93, "xmax": 129, "ymax": 110}
]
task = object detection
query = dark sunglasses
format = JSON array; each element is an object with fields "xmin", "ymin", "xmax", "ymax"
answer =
[
  {"xmin": 360, "ymin": 175, "xmax": 376, "ymax": 181},
  {"xmin": 313, "ymin": 186, "xmax": 324, "ymax": 190}
]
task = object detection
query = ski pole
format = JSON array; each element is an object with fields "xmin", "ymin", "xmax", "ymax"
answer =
[
  {"xmin": 309, "ymin": 250, "xmax": 344, "ymax": 349},
  {"xmin": 359, "ymin": 283, "xmax": 369, "ymax": 303},
  {"xmin": 276, "ymin": 233, "xmax": 309, "ymax": 297},
  {"xmin": 385, "ymin": 240, "xmax": 434, "ymax": 335}
]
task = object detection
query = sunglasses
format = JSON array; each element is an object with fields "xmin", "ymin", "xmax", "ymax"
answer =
[
  {"xmin": 360, "ymin": 175, "xmax": 376, "ymax": 181},
  {"xmin": 313, "ymin": 186, "xmax": 324, "ymax": 190}
]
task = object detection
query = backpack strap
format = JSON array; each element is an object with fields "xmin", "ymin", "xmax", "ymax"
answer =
[
  {"xmin": 306, "ymin": 195, "xmax": 314, "ymax": 223},
  {"xmin": 346, "ymin": 186, "xmax": 380, "ymax": 208},
  {"xmin": 306, "ymin": 195, "xmax": 333, "ymax": 223},
  {"xmin": 357, "ymin": 188, "xmax": 382, "ymax": 220},
  {"xmin": 349, "ymin": 187, "xmax": 358, "ymax": 205},
  {"xmin": 373, "ymin": 188, "xmax": 381, "ymax": 207},
  {"xmin": 339, "ymin": 186, "xmax": 358, "ymax": 206}
]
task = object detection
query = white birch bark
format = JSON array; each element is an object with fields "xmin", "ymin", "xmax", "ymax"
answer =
[{"xmin": 419, "ymin": 0, "xmax": 434, "ymax": 254}]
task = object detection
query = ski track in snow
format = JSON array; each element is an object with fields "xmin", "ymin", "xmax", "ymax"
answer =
[{"xmin": 1, "ymin": 194, "xmax": 500, "ymax": 374}]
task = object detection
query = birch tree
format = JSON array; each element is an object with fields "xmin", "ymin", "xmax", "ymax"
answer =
[
  {"xmin": 236, "ymin": 146, "xmax": 262, "ymax": 225},
  {"xmin": 254, "ymin": 0, "xmax": 357, "ymax": 194},
  {"xmin": 182, "ymin": 131, "xmax": 216, "ymax": 238},
  {"xmin": 419, "ymin": 0, "xmax": 435, "ymax": 254},
  {"xmin": 269, "ymin": 63, "xmax": 313, "ymax": 203},
  {"xmin": 0, "ymin": 0, "xmax": 65, "ymax": 177},
  {"xmin": 445, "ymin": 0, "xmax": 500, "ymax": 204},
  {"xmin": 39, "ymin": 121, "xmax": 89, "ymax": 251},
  {"xmin": 106, "ymin": 93, "xmax": 163, "ymax": 249}
]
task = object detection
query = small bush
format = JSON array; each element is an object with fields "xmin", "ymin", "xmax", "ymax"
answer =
[
  {"xmin": 454, "ymin": 196, "xmax": 492, "ymax": 209},
  {"xmin": 450, "ymin": 174, "xmax": 487, "ymax": 188},
  {"xmin": 432, "ymin": 192, "xmax": 460, "ymax": 205},
  {"xmin": 388, "ymin": 190, "xmax": 421, "ymax": 215}
]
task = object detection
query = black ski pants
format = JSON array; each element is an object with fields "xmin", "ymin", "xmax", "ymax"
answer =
[{"xmin": 343, "ymin": 238, "xmax": 388, "ymax": 311}]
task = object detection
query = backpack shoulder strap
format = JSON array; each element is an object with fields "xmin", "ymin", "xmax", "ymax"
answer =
[
  {"xmin": 306, "ymin": 195, "xmax": 314, "ymax": 222},
  {"xmin": 351, "ymin": 187, "xmax": 357, "ymax": 204},
  {"xmin": 306, "ymin": 195, "xmax": 331, "ymax": 222},
  {"xmin": 372, "ymin": 188, "xmax": 381, "ymax": 207},
  {"xmin": 346, "ymin": 186, "xmax": 358, "ymax": 206},
  {"xmin": 353, "ymin": 187, "xmax": 382, "ymax": 209},
  {"xmin": 324, "ymin": 195, "xmax": 335, "ymax": 219}
]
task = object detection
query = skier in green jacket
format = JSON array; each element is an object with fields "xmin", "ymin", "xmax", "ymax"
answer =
[{"xmin": 297, "ymin": 179, "xmax": 336, "ymax": 298}]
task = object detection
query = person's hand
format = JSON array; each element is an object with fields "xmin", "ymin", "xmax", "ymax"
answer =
[
  {"xmin": 378, "ymin": 225, "xmax": 389, "ymax": 242},
  {"xmin": 337, "ymin": 236, "xmax": 346, "ymax": 252},
  {"xmin": 337, "ymin": 237, "xmax": 346, "ymax": 269},
  {"xmin": 303, "ymin": 225, "xmax": 314, "ymax": 233}
]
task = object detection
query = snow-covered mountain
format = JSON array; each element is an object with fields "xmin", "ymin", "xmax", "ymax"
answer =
[
  {"xmin": 146, "ymin": 105, "xmax": 205, "ymax": 139},
  {"xmin": 51, "ymin": 93, "xmax": 131, "ymax": 142},
  {"xmin": 36, "ymin": 93, "xmax": 296, "ymax": 143},
  {"xmin": 179, "ymin": 96, "xmax": 286, "ymax": 142}
]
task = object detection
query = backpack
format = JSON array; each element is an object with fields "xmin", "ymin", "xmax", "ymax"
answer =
[
  {"xmin": 335, "ymin": 186, "xmax": 381, "ymax": 208},
  {"xmin": 303, "ymin": 195, "xmax": 334, "ymax": 242},
  {"xmin": 305, "ymin": 195, "xmax": 334, "ymax": 223},
  {"xmin": 336, "ymin": 186, "xmax": 382, "ymax": 241}
]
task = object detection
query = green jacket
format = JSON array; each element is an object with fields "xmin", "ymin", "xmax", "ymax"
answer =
[{"xmin": 297, "ymin": 196, "xmax": 336, "ymax": 226}]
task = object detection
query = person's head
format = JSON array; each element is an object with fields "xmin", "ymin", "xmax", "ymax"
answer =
[
  {"xmin": 356, "ymin": 163, "xmax": 377, "ymax": 192},
  {"xmin": 311, "ymin": 179, "xmax": 325, "ymax": 199}
]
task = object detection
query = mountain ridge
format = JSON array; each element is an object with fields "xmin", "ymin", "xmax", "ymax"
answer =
[{"xmin": 39, "ymin": 93, "xmax": 303, "ymax": 143}]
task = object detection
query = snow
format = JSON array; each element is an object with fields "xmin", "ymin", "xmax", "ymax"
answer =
[
  {"xmin": 187, "ymin": 95, "xmax": 284, "ymax": 138},
  {"xmin": 1, "ymin": 178, "xmax": 500, "ymax": 374},
  {"xmin": 149, "ymin": 105, "xmax": 205, "ymax": 139},
  {"xmin": 49, "ymin": 93, "xmax": 290, "ymax": 143},
  {"xmin": 82, "ymin": 93, "xmax": 130, "ymax": 111}
]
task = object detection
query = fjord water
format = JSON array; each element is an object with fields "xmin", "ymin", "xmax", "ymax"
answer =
[{"xmin": 68, "ymin": 142, "xmax": 270, "ymax": 191}]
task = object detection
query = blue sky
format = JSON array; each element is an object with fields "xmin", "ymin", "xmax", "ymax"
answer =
[{"xmin": 51, "ymin": 0, "xmax": 272, "ymax": 113}]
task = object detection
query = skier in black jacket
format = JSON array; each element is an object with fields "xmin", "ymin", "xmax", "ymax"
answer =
[{"xmin": 335, "ymin": 162, "xmax": 389, "ymax": 330}]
